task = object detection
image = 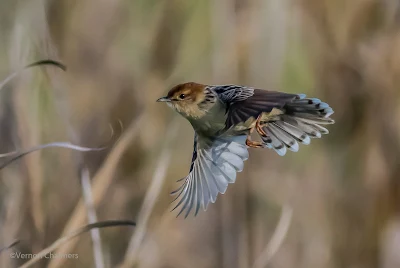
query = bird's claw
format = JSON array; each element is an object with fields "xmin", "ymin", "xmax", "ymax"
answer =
[{"xmin": 245, "ymin": 138, "xmax": 264, "ymax": 148}]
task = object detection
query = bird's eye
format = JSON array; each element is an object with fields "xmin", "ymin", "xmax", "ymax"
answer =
[{"xmin": 179, "ymin": 94, "xmax": 186, "ymax": 99}]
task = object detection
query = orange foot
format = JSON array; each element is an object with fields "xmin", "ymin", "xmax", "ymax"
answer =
[
  {"xmin": 246, "ymin": 114, "xmax": 265, "ymax": 148},
  {"xmin": 245, "ymin": 137, "xmax": 264, "ymax": 148}
]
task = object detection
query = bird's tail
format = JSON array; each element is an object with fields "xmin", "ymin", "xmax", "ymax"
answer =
[{"xmin": 259, "ymin": 94, "xmax": 334, "ymax": 156}]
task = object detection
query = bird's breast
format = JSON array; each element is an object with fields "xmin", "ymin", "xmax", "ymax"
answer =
[{"xmin": 189, "ymin": 101, "xmax": 227, "ymax": 136}]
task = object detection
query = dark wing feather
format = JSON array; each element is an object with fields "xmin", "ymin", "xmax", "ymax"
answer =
[
  {"xmin": 189, "ymin": 133, "xmax": 198, "ymax": 172},
  {"xmin": 225, "ymin": 89, "xmax": 298, "ymax": 128},
  {"xmin": 211, "ymin": 85, "xmax": 255, "ymax": 103}
]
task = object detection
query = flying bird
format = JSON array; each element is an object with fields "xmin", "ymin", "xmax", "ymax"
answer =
[{"xmin": 157, "ymin": 82, "xmax": 334, "ymax": 218}]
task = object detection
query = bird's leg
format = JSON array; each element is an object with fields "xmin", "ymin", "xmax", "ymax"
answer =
[
  {"xmin": 246, "ymin": 132, "xmax": 263, "ymax": 148},
  {"xmin": 255, "ymin": 117, "xmax": 273, "ymax": 144},
  {"xmin": 256, "ymin": 119, "xmax": 268, "ymax": 137},
  {"xmin": 245, "ymin": 115, "xmax": 265, "ymax": 148}
]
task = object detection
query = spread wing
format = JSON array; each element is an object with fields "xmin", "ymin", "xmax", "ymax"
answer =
[
  {"xmin": 171, "ymin": 134, "xmax": 249, "ymax": 218},
  {"xmin": 224, "ymin": 89, "xmax": 299, "ymax": 129}
]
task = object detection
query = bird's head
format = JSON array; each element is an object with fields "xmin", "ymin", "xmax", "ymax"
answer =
[{"xmin": 157, "ymin": 82, "xmax": 208, "ymax": 119}]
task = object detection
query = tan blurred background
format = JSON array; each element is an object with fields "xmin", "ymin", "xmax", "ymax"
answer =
[{"xmin": 1, "ymin": 0, "xmax": 400, "ymax": 267}]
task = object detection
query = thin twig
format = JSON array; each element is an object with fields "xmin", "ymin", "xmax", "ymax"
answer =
[
  {"xmin": 118, "ymin": 118, "xmax": 179, "ymax": 268},
  {"xmin": 19, "ymin": 220, "xmax": 136, "ymax": 268},
  {"xmin": 0, "ymin": 123, "xmax": 118, "ymax": 170},
  {"xmin": 252, "ymin": 205, "xmax": 293, "ymax": 268},
  {"xmin": 0, "ymin": 151, "xmax": 19, "ymax": 158},
  {"xmin": 0, "ymin": 59, "xmax": 65, "ymax": 90},
  {"xmin": 81, "ymin": 167, "xmax": 104, "ymax": 268},
  {"xmin": 0, "ymin": 142, "xmax": 106, "ymax": 170}
]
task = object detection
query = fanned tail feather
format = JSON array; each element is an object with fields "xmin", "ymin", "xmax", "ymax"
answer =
[{"xmin": 260, "ymin": 94, "xmax": 334, "ymax": 155}]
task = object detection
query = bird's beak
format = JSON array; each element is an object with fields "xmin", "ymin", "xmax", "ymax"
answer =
[{"xmin": 156, "ymin": 96, "xmax": 171, "ymax": 102}]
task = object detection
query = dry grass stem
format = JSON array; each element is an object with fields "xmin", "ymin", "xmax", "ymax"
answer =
[
  {"xmin": 48, "ymin": 113, "xmax": 144, "ymax": 268},
  {"xmin": 252, "ymin": 205, "xmax": 293, "ymax": 268},
  {"xmin": 81, "ymin": 167, "xmax": 104, "ymax": 268},
  {"xmin": 0, "ymin": 60, "xmax": 66, "ymax": 90},
  {"xmin": 0, "ymin": 141, "xmax": 111, "ymax": 170},
  {"xmin": 119, "ymin": 118, "xmax": 179, "ymax": 268},
  {"xmin": 19, "ymin": 220, "xmax": 136, "ymax": 268}
]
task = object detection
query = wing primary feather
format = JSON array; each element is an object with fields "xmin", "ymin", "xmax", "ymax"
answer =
[
  {"xmin": 199, "ymin": 150, "xmax": 219, "ymax": 203},
  {"xmin": 195, "ymin": 178, "xmax": 202, "ymax": 216},
  {"xmin": 197, "ymin": 152, "xmax": 212, "ymax": 208},
  {"xmin": 184, "ymin": 174, "xmax": 196, "ymax": 218},
  {"xmin": 195, "ymin": 160, "xmax": 206, "ymax": 214},
  {"xmin": 171, "ymin": 180, "xmax": 186, "ymax": 195},
  {"xmin": 171, "ymin": 135, "xmax": 249, "ymax": 217},
  {"xmin": 171, "ymin": 187, "xmax": 185, "ymax": 203},
  {"xmin": 171, "ymin": 181, "xmax": 188, "ymax": 204},
  {"xmin": 176, "ymin": 177, "xmax": 186, "ymax": 182},
  {"xmin": 202, "ymin": 149, "xmax": 226, "ymax": 195},
  {"xmin": 172, "ymin": 179, "xmax": 191, "ymax": 213},
  {"xmin": 176, "ymin": 179, "xmax": 192, "ymax": 217}
]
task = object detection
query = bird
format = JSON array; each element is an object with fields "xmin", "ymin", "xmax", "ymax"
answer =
[{"xmin": 157, "ymin": 82, "xmax": 334, "ymax": 218}]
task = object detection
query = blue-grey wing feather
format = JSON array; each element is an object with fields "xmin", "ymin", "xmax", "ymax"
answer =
[{"xmin": 171, "ymin": 134, "xmax": 249, "ymax": 217}]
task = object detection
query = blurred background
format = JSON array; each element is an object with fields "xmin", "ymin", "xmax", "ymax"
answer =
[{"xmin": 0, "ymin": 0, "xmax": 400, "ymax": 267}]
